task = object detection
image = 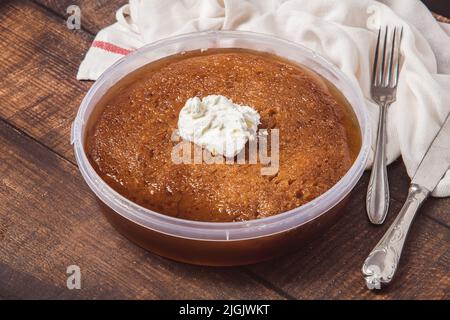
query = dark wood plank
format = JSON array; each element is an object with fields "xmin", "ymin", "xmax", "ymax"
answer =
[
  {"xmin": 0, "ymin": 0, "xmax": 93, "ymax": 162},
  {"xmin": 423, "ymin": 0, "xmax": 450, "ymax": 20},
  {"xmin": 248, "ymin": 179, "xmax": 450, "ymax": 299},
  {"xmin": 0, "ymin": 120, "xmax": 284, "ymax": 299},
  {"xmin": 34, "ymin": 0, "xmax": 127, "ymax": 34}
]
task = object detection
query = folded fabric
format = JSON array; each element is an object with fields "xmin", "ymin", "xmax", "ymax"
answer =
[{"xmin": 77, "ymin": 0, "xmax": 450, "ymax": 197}]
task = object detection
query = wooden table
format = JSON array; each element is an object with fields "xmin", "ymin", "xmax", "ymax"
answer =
[{"xmin": 1, "ymin": 0, "xmax": 449, "ymax": 300}]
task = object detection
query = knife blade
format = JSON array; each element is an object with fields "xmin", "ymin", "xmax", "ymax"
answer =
[{"xmin": 412, "ymin": 112, "xmax": 450, "ymax": 192}]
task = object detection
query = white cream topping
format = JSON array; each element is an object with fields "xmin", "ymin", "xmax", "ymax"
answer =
[{"xmin": 177, "ymin": 95, "xmax": 260, "ymax": 157}]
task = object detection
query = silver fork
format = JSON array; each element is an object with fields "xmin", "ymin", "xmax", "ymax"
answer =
[{"xmin": 366, "ymin": 26, "xmax": 403, "ymax": 225}]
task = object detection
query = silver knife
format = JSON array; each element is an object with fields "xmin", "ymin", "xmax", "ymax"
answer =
[{"xmin": 362, "ymin": 111, "xmax": 450, "ymax": 289}]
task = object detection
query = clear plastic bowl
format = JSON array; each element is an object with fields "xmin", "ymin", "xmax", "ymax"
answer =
[{"xmin": 72, "ymin": 31, "xmax": 370, "ymax": 266}]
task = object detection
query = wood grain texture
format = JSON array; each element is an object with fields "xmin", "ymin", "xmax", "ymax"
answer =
[
  {"xmin": 34, "ymin": 0, "xmax": 128, "ymax": 34},
  {"xmin": 0, "ymin": 0, "xmax": 92, "ymax": 162},
  {"xmin": 0, "ymin": 0, "xmax": 448, "ymax": 299},
  {"xmin": 0, "ymin": 119, "xmax": 284, "ymax": 299},
  {"xmin": 434, "ymin": 13, "xmax": 450, "ymax": 23}
]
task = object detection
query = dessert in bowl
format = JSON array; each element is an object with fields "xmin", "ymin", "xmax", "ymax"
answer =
[{"xmin": 72, "ymin": 31, "xmax": 370, "ymax": 266}]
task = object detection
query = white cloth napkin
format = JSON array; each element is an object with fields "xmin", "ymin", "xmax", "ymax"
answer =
[{"xmin": 77, "ymin": 0, "xmax": 450, "ymax": 197}]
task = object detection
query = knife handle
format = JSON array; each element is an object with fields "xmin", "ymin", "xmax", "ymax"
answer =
[{"xmin": 362, "ymin": 184, "xmax": 430, "ymax": 289}]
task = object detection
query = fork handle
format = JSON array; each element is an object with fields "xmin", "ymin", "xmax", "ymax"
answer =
[
  {"xmin": 366, "ymin": 103, "xmax": 390, "ymax": 224},
  {"xmin": 362, "ymin": 184, "xmax": 429, "ymax": 289}
]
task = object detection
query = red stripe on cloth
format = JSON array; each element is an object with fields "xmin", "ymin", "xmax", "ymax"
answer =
[{"xmin": 91, "ymin": 41, "xmax": 134, "ymax": 55}]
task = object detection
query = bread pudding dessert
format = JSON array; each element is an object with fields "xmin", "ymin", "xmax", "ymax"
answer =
[{"xmin": 85, "ymin": 49, "xmax": 360, "ymax": 222}]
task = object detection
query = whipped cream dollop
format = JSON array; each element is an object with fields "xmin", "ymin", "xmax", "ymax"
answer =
[{"xmin": 178, "ymin": 95, "xmax": 260, "ymax": 157}]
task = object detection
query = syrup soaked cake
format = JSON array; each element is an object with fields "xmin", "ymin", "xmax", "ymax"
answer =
[{"xmin": 86, "ymin": 49, "xmax": 360, "ymax": 222}]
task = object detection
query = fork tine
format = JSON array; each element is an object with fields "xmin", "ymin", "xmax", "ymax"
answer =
[
  {"xmin": 380, "ymin": 26, "xmax": 388, "ymax": 86},
  {"xmin": 372, "ymin": 28, "xmax": 381, "ymax": 86},
  {"xmin": 387, "ymin": 27, "xmax": 397, "ymax": 87},
  {"xmin": 392, "ymin": 26, "xmax": 403, "ymax": 88}
]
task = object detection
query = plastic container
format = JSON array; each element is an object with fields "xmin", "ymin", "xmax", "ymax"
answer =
[{"xmin": 72, "ymin": 31, "xmax": 370, "ymax": 266}]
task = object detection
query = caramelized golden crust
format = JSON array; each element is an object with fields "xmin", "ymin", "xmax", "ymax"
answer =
[{"xmin": 87, "ymin": 50, "xmax": 354, "ymax": 222}]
